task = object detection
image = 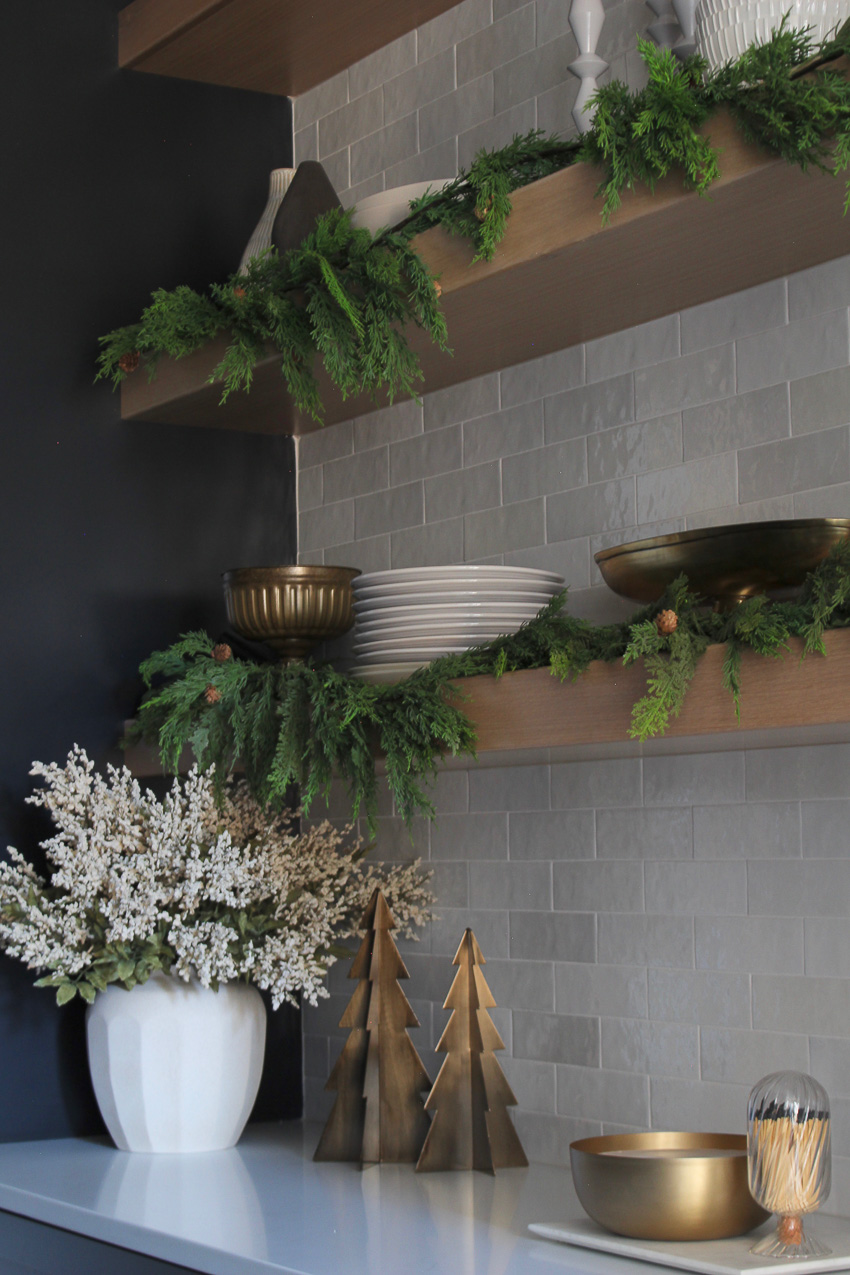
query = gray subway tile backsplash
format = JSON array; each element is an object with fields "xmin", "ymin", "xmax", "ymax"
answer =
[
  {"xmin": 348, "ymin": 32, "xmax": 416, "ymax": 100},
  {"xmin": 417, "ymin": 0, "xmax": 494, "ymax": 62},
  {"xmin": 456, "ymin": 6, "xmax": 536, "ymax": 85},
  {"xmin": 680, "ymin": 278, "xmax": 787, "ymax": 354},
  {"xmin": 646, "ymin": 967, "xmax": 752, "ymax": 1029},
  {"xmin": 699, "ymin": 1026, "xmax": 809, "ymax": 1085},
  {"xmin": 555, "ymin": 962, "xmax": 648, "ymax": 1019},
  {"xmin": 682, "ymin": 383, "xmax": 790, "ymax": 461},
  {"xmin": 695, "ymin": 915, "xmax": 804, "ymax": 975},
  {"xmin": 585, "ymin": 315, "xmax": 680, "ymax": 384},
  {"xmin": 509, "ymin": 909, "xmax": 596, "ymax": 962},
  {"xmin": 586, "ymin": 415, "xmax": 682, "ymax": 483},
  {"xmin": 295, "ymin": 12, "xmax": 850, "ymax": 1151},
  {"xmin": 601, "ymin": 1018, "xmax": 699, "ymax": 1079},
  {"xmin": 634, "ymin": 345, "xmax": 735, "ymax": 420},
  {"xmin": 501, "ymin": 437, "xmax": 587, "ymax": 504},
  {"xmin": 736, "ymin": 308, "xmax": 850, "ymax": 394},
  {"xmin": 738, "ymin": 425, "xmax": 850, "ymax": 504}
]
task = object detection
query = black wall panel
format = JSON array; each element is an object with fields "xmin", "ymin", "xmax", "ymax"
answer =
[{"xmin": 0, "ymin": 0, "xmax": 300, "ymax": 1142}]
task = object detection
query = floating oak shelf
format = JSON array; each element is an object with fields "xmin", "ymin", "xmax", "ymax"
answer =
[
  {"xmin": 119, "ymin": 111, "xmax": 850, "ymax": 435},
  {"xmin": 122, "ymin": 629, "xmax": 850, "ymax": 778},
  {"xmin": 437, "ymin": 629, "xmax": 850, "ymax": 770},
  {"xmin": 118, "ymin": 0, "xmax": 462, "ymax": 97}
]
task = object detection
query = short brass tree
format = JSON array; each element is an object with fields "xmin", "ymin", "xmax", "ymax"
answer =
[
  {"xmin": 313, "ymin": 887, "xmax": 431, "ymax": 1164},
  {"xmin": 416, "ymin": 928, "xmax": 528, "ymax": 1174}
]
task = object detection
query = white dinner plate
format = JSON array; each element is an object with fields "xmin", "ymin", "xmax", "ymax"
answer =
[
  {"xmin": 354, "ymin": 632, "xmax": 506, "ymax": 654},
  {"xmin": 353, "ymin": 576, "xmax": 564, "ymax": 599},
  {"xmin": 354, "ymin": 618, "xmax": 527, "ymax": 639},
  {"xmin": 348, "ymin": 662, "xmax": 427, "ymax": 684},
  {"xmin": 355, "ymin": 606, "xmax": 545, "ymax": 627},
  {"xmin": 354, "ymin": 565, "xmax": 563, "ymax": 589},
  {"xmin": 353, "ymin": 646, "xmax": 474, "ymax": 665},
  {"xmin": 353, "ymin": 592, "xmax": 556, "ymax": 614}
]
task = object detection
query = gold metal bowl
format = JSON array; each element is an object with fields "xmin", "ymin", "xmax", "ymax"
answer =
[
  {"xmin": 570, "ymin": 1132, "xmax": 769, "ymax": 1241},
  {"xmin": 222, "ymin": 565, "xmax": 360, "ymax": 659},
  {"xmin": 595, "ymin": 518, "xmax": 850, "ymax": 609}
]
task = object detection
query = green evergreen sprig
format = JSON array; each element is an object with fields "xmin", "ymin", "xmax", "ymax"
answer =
[
  {"xmin": 132, "ymin": 545, "xmax": 850, "ymax": 828},
  {"xmin": 97, "ymin": 27, "xmax": 850, "ymax": 423}
]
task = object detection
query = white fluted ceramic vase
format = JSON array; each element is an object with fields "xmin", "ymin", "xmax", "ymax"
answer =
[
  {"xmin": 86, "ymin": 972, "xmax": 266, "ymax": 1153},
  {"xmin": 238, "ymin": 167, "xmax": 296, "ymax": 272},
  {"xmin": 696, "ymin": 0, "xmax": 849, "ymax": 70}
]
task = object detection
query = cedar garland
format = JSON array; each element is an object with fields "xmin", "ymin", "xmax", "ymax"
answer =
[
  {"xmin": 130, "ymin": 543, "xmax": 850, "ymax": 831},
  {"xmin": 97, "ymin": 26, "xmax": 850, "ymax": 423}
]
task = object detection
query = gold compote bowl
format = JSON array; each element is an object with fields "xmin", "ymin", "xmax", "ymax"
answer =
[{"xmin": 222, "ymin": 565, "xmax": 360, "ymax": 660}]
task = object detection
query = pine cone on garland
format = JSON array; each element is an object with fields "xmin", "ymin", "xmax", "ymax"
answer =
[
  {"xmin": 204, "ymin": 684, "xmax": 221, "ymax": 705},
  {"xmin": 211, "ymin": 643, "xmax": 232, "ymax": 662},
  {"xmin": 118, "ymin": 350, "xmax": 140, "ymax": 374},
  {"xmin": 656, "ymin": 609, "xmax": 678, "ymax": 636},
  {"xmin": 233, "ymin": 285, "xmax": 246, "ymax": 301}
]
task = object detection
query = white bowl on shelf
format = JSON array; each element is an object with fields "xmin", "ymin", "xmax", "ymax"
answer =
[{"xmin": 347, "ymin": 179, "xmax": 455, "ymax": 234}]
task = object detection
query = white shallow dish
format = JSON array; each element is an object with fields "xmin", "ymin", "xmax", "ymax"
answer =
[
  {"xmin": 353, "ymin": 593, "xmax": 556, "ymax": 615},
  {"xmin": 355, "ymin": 565, "xmax": 563, "ymax": 588},
  {"xmin": 347, "ymin": 179, "xmax": 455, "ymax": 234}
]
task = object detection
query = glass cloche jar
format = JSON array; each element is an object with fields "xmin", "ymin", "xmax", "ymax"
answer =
[{"xmin": 747, "ymin": 1071, "xmax": 831, "ymax": 1258}]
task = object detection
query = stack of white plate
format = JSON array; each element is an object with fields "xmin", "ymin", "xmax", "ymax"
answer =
[{"xmin": 350, "ymin": 565, "xmax": 565, "ymax": 684}]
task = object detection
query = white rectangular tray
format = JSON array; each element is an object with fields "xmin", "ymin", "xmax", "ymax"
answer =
[{"xmin": 528, "ymin": 1215, "xmax": 850, "ymax": 1275}]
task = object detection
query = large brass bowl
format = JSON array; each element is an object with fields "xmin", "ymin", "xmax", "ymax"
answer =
[
  {"xmin": 595, "ymin": 518, "xmax": 850, "ymax": 609},
  {"xmin": 222, "ymin": 565, "xmax": 360, "ymax": 659},
  {"xmin": 570, "ymin": 1132, "xmax": 769, "ymax": 1241}
]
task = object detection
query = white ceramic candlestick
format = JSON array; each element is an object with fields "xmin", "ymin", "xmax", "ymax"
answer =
[
  {"xmin": 646, "ymin": 0, "xmax": 682, "ymax": 48},
  {"xmin": 671, "ymin": 0, "xmax": 697, "ymax": 58},
  {"xmin": 569, "ymin": 0, "xmax": 607, "ymax": 133}
]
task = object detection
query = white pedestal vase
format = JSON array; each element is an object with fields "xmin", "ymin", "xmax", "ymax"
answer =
[{"xmin": 86, "ymin": 972, "xmax": 267, "ymax": 1153}]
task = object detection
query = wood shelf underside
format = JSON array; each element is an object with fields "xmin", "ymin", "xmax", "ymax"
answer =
[
  {"xmin": 123, "ymin": 630, "xmax": 850, "ymax": 779},
  {"xmin": 120, "ymin": 113, "xmax": 850, "ymax": 435},
  {"xmin": 117, "ymin": 0, "xmax": 463, "ymax": 97}
]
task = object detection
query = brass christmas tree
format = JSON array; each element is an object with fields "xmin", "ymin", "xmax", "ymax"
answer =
[
  {"xmin": 313, "ymin": 887, "xmax": 431, "ymax": 1164},
  {"xmin": 416, "ymin": 928, "xmax": 528, "ymax": 1174}
]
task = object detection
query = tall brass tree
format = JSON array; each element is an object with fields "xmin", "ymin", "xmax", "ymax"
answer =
[
  {"xmin": 416, "ymin": 928, "xmax": 528, "ymax": 1174},
  {"xmin": 314, "ymin": 887, "xmax": 431, "ymax": 1164}
]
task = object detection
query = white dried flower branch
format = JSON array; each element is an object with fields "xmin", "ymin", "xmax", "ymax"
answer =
[{"xmin": 0, "ymin": 747, "xmax": 433, "ymax": 1009}]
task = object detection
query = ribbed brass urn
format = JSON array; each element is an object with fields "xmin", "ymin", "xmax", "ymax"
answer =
[{"xmin": 222, "ymin": 565, "xmax": 360, "ymax": 659}]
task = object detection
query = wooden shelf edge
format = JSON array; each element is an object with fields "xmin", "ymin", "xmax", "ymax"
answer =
[
  {"xmin": 118, "ymin": 0, "xmax": 463, "ymax": 98},
  {"xmin": 119, "ymin": 109, "xmax": 850, "ymax": 436},
  {"xmin": 442, "ymin": 628, "xmax": 850, "ymax": 764},
  {"xmin": 122, "ymin": 630, "xmax": 850, "ymax": 778}
]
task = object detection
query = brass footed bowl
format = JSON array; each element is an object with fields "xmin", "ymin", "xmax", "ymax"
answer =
[
  {"xmin": 595, "ymin": 518, "xmax": 850, "ymax": 610},
  {"xmin": 222, "ymin": 565, "xmax": 360, "ymax": 659},
  {"xmin": 570, "ymin": 1132, "xmax": 769, "ymax": 1242}
]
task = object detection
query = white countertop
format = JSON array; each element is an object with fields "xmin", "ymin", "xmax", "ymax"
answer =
[{"xmin": 0, "ymin": 1120, "xmax": 651, "ymax": 1275}]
